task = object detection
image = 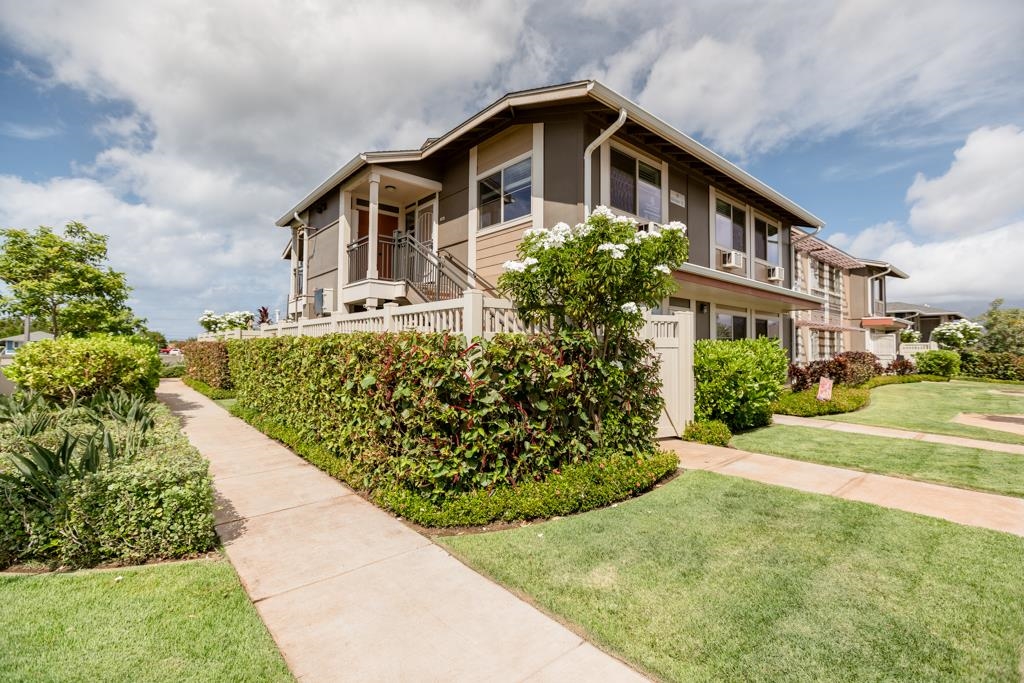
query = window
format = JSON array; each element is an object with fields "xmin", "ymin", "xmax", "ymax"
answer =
[
  {"xmin": 610, "ymin": 148, "xmax": 662, "ymax": 221},
  {"xmin": 754, "ymin": 218, "xmax": 780, "ymax": 264},
  {"xmin": 716, "ymin": 312, "xmax": 748, "ymax": 340},
  {"xmin": 478, "ymin": 157, "xmax": 531, "ymax": 229},
  {"xmin": 715, "ymin": 198, "xmax": 746, "ymax": 252},
  {"xmin": 755, "ymin": 316, "xmax": 781, "ymax": 339}
]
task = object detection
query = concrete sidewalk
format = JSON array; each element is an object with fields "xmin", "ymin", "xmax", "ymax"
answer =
[
  {"xmin": 772, "ymin": 413, "xmax": 1024, "ymax": 455},
  {"xmin": 664, "ymin": 440, "xmax": 1024, "ymax": 537},
  {"xmin": 157, "ymin": 380, "xmax": 647, "ymax": 683}
]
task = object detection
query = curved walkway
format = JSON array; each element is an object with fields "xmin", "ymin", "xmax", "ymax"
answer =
[
  {"xmin": 157, "ymin": 380, "xmax": 647, "ymax": 683},
  {"xmin": 772, "ymin": 413, "xmax": 1024, "ymax": 455},
  {"xmin": 664, "ymin": 440, "xmax": 1024, "ymax": 537}
]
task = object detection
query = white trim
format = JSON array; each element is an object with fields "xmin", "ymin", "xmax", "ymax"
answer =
[
  {"xmin": 475, "ymin": 150, "xmax": 534, "ymax": 231},
  {"xmin": 338, "ymin": 189, "xmax": 351, "ymax": 308},
  {"xmin": 752, "ymin": 212, "xmax": 782, "ymax": 268},
  {"xmin": 532, "ymin": 122, "xmax": 544, "ymax": 230},
  {"xmin": 599, "ymin": 141, "xmax": 610, "ymax": 207},
  {"xmin": 301, "ymin": 210, "xmax": 310, "ymax": 297},
  {"xmin": 604, "ymin": 139, "xmax": 667, "ymax": 222},
  {"xmin": 367, "ymin": 174, "xmax": 380, "ymax": 280},
  {"xmin": 476, "ymin": 215, "xmax": 532, "ymax": 238},
  {"xmin": 467, "ymin": 146, "xmax": 478, "ymax": 286}
]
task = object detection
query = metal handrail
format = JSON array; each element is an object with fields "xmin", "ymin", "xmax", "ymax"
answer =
[{"xmin": 438, "ymin": 249, "xmax": 498, "ymax": 295}]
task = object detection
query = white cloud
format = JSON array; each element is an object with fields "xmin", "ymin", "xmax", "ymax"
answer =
[
  {"xmin": 0, "ymin": 121, "xmax": 62, "ymax": 140},
  {"xmin": 828, "ymin": 221, "xmax": 905, "ymax": 258},
  {"xmin": 906, "ymin": 125, "xmax": 1024, "ymax": 235}
]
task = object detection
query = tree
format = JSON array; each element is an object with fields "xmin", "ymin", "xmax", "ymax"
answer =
[
  {"xmin": 0, "ymin": 222, "xmax": 143, "ymax": 337},
  {"xmin": 977, "ymin": 299, "xmax": 1024, "ymax": 354}
]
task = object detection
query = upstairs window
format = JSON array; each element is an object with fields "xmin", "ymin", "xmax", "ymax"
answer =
[
  {"xmin": 715, "ymin": 198, "xmax": 746, "ymax": 252},
  {"xmin": 479, "ymin": 157, "xmax": 531, "ymax": 229},
  {"xmin": 610, "ymin": 148, "xmax": 662, "ymax": 221},
  {"xmin": 754, "ymin": 217, "xmax": 780, "ymax": 264}
]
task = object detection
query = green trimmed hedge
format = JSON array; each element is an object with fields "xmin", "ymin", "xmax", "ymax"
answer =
[
  {"xmin": 0, "ymin": 402, "xmax": 215, "ymax": 568},
  {"xmin": 159, "ymin": 363, "xmax": 186, "ymax": 378},
  {"xmin": 694, "ymin": 338, "xmax": 788, "ymax": 431},
  {"xmin": 773, "ymin": 386, "xmax": 870, "ymax": 416},
  {"xmin": 5, "ymin": 335, "xmax": 161, "ymax": 403},
  {"xmin": 914, "ymin": 350, "xmax": 961, "ymax": 378},
  {"xmin": 682, "ymin": 420, "xmax": 732, "ymax": 447},
  {"xmin": 959, "ymin": 350, "xmax": 1024, "ymax": 382},
  {"xmin": 180, "ymin": 341, "xmax": 232, "ymax": 389},
  {"xmin": 230, "ymin": 403, "xmax": 677, "ymax": 527},
  {"xmin": 227, "ymin": 331, "xmax": 662, "ymax": 498},
  {"xmin": 183, "ymin": 376, "xmax": 236, "ymax": 400}
]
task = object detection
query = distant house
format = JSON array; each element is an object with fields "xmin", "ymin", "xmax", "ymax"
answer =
[
  {"xmin": 886, "ymin": 301, "xmax": 964, "ymax": 341},
  {"xmin": 1, "ymin": 331, "xmax": 54, "ymax": 356}
]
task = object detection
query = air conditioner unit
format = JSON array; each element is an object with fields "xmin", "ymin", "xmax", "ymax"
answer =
[
  {"xmin": 767, "ymin": 266, "xmax": 785, "ymax": 282},
  {"xmin": 313, "ymin": 288, "xmax": 334, "ymax": 317},
  {"xmin": 721, "ymin": 250, "xmax": 745, "ymax": 270}
]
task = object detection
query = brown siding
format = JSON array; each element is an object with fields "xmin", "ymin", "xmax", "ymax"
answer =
[
  {"xmin": 668, "ymin": 167, "xmax": 688, "ymax": 224},
  {"xmin": 695, "ymin": 302, "xmax": 711, "ymax": 339},
  {"xmin": 686, "ymin": 176, "xmax": 710, "ymax": 267},
  {"xmin": 307, "ymin": 223, "xmax": 338, "ymax": 280},
  {"xmin": 477, "ymin": 124, "xmax": 531, "ymax": 174},
  {"xmin": 438, "ymin": 152, "xmax": 469, "ymax": 252},
  {"xmin": 476, "ymin": 222, "xmax": 532, "ymax": 285},
  {"xmin": 308, "ymin": 191, "xmax": 339, "ymax": 230},
  {"xmin": 848, "ymin": 274, "xmax": 869, "ymax": 320},
  {"xmin": 544, "ymin": 115, "xmax": 585, "ymax": 227}
]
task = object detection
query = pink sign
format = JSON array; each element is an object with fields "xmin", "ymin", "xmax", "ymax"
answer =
[{"xmin": 817, "ymin": 377, "xmax": 834, "ymax": 401}]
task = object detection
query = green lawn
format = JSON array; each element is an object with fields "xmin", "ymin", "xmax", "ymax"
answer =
[
  {"xmin": 823, "ymin": 380, "xmax": 1024, "ymax": 445},
  {"xmin": 439, "ymin": 472, "xmax": 1024, "ymax": 682},
  {"xmin": 214, "ymin": 397, "xmax": 238, "ymax": 411},
  {"xmin": 0, "ymin": 557, "xmax": 292, "ymax": 682},
  {"xmin": 732, "ymin": 425, "xmax": 1024, "ymax": 498}
]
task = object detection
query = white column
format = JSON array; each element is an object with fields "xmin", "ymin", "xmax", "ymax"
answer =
[
  {"xmin": 289, "ymin": 227, "xmax": 298, "ymax": 304},
  {"xmin": 463, "ymin": 288, "xmax": 483, "ymax": 343},
  {"xmin": 367, "ymin": 173, "xmax": 380, "ymax": 280},
  {"xmin": 467, "ymin": 148, "xmax": 478, "ymax": 288},
  {"xmin": 338, "ymin": 189, "xmax": 351, "ymax": 301},
  {"xmin": 599, "ymin": 142, "xmax": 610, "ymax": 207},
  {"xmin": 301, "ymin": 212, "xmax": 310, "ymax": 298}
]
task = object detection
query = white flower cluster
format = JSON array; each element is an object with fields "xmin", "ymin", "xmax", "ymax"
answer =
[
  {"xmin": 931, "ymin": 319, "xmax": 984, "ymax": 348},
  {"xmin": 199, "ymin": 309, "xmax": 254, "ymax": 332},
  {"xmin": 654, "ymin": 264, "xmax": 672, "ymax": 274},
  {"xmin": 663, "ymin": 221, "xmax": 687, "ymax": 234},
  {"xmin": 620, "ymin": 302, "xmax": 639, "ymax": 314},
  {"xmin": 597, "ymin": 242, "xmax": 628, "ymax": 259},
  {"xmin": 502, "ymin": 256, "xmax": 540, "ymax": 273}
]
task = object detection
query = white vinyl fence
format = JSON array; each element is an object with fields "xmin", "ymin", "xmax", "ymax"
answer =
[
  {"xmin": 198, "ymin": 290, "xmax": 695, "ymax": 436},
  {"xmin": 900, "ymin": 341, "xmax": 939, "ymax": 360}
]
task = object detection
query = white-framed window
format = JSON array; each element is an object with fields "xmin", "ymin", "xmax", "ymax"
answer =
[
  {"xmin": 609, "ymin": 146, "xmax": 663, "ymax": 221},
  {"xmin": 754, "ymin": 216, "xmax": 780, "ymax": 265},
  {"xmin": 715, "ymin": 197, "xmax": 747, "ymax": 253},
  {"xmin": 754, "ymin": 315, "xmax": 781, "ymax": 340},
  {"xmin": 478, "ymin": 155, "xmax": 531, "ymax": 229},
  {"xmin": 715, "ymin": 308, "xmax": 748, "ymax": 340}
]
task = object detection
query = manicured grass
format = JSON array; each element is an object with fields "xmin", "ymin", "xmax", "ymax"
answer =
[
  {"xmin": 0, "ymin": 557, "xmax": 292, "ymax": 682},
  {"xmin": 439, "ymin": 472, "xmax": 1024, "ymax": 682},
  {"xmin": 824, "ymin": 380, "xmax": 1024, "ymax": 445},
  {"xmin": 732, "ymin": 425, "xmax": 1024, "ymax": 498}
]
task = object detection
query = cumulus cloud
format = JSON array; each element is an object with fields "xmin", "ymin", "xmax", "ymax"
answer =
[{"xmin": 906, "ymin": 125, "xmax": 1024, "ymax": 235}]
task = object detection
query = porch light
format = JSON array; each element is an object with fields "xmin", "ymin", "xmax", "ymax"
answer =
[{"xmin": 385, "ymin": 184, "xmax": 397, "ymax": 191}]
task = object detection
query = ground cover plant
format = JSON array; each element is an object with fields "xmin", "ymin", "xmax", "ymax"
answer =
[
  {"xmin": 439, "ymin": 471, "xmax": 1024, "ymax": 682},
  {"xmin": 0, "ymin": 557, "xmax": 292, "ymax": 682},
  {"xmin": 0, "ymin": 392, "xmax": 215, "ymax": 568},
  {"xmin": 824, "ymin": 380, "xmax": 1024, "ymax": 445},
  {"xmin": 732, "ymin": 425, "xmax": 1024, "ymax": 498}
]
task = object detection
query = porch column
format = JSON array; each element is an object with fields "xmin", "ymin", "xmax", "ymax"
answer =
[
  {"xmin": 367, "ymin": 173, "xmax": 380, "ymax": 280},
  {"xmin": 338, "ymin": 189, "xmax": 351, "ymax": 301}
]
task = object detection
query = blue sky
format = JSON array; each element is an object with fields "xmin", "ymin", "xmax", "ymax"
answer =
[{"xmin": 1, "ymin": 1, "xmax": 1022, "ymax": 338}]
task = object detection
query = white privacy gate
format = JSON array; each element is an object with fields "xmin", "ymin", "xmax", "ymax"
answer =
[{"xmin": 200, "ymin": 292, "xmax": 696, "ymax": 438}]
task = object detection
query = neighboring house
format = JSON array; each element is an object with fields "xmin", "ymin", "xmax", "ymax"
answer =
[
  {"xmin": 792, "ymin": 236, "xmax": 910, "ymax": 363},
  {"xmin": 276, "ymin": 80, "xmax": 825, "ymax": 355},
  {"xmin": 887, "ymin": 301, "xmax": 964, "ymax": 341},
  {"xmin": 1, "ymin": 331, "xmax": 53, "ymax": 356}
]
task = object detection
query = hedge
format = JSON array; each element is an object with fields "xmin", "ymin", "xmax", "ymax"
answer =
[
  {"xmin": 693, "ymin": 338, "xmax": 788, "ymax": 431},
  {"xmin": 230, "ymin": 403, "xmax": 678, "ymax": 527},
  {"xmin": 914, "ymin": 350, "xmax": 961, "ymax": 378},
  {"xmin": 5, "ymin": 335, "xmax": 161, "ymax": 403},
  {"xmin": 159, "ymin": 363, "xmax": 186, "ymax": 378},
  {"xmin": 183, "ymin": 376, "xmax": 236, "ymax": 400},
  {"xmin": 788, "ymin": 351, "xmax": 884, "ymax": 391},
  {"xmin": 959, "ymin": 350, "xmax": 1024, "ymax": 382},
  {"xmin": 682, "ymin": 420, "xmax": 732, "ymax": 447},
  {"xmin": 180, "ymin": 341, "xmax": 232, "ymax": 389},
  {"xmin": 773, "ymin": 386, "xmax": 870, "ymax": 416},
  {"xmin": 0, "ymin": 401, "xmax": 216, "ymax": 568},
  {"xmin": 227, "ymin": 331, "xmax": 662, "ymax": 499}
]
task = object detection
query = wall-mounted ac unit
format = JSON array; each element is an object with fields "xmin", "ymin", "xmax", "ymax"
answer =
[
  {"xmin": 767, "ymin": 266, "xmax": 785, "ymax": 282},
  {"xmin": 721, "ymin": 250, "xmax": 745, "ymax": 270},
  {"xmin": 313, "ymin": 288, "xmax": 334, "ymax": 317}
]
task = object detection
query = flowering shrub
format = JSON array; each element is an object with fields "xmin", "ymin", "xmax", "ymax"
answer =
[
  {"xmin": 497, "ymin": 207, "xmax": 689, "ymax": 360},
  {"xmin": 930, "ymin": 319, "xmax": 983, "ymax": 349},
  {"xmin": 900, "ymin": 329, "xmax": 921, "ymax": 343},
  {"xmin": 198, "ymin": 310, "xmax": 253, "ymax": 332}
]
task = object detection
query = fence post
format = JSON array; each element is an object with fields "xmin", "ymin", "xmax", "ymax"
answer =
[
  {"xmin": 676, "ymin": 310, "xmax": 695, "ymax": 427},
  {"xmin": 383, "ymin": 302, "xmax": 399, "ymax": 333},
  {"xmin": 463, "ymin": 289, "xmax": 483, "ymax": 345}
]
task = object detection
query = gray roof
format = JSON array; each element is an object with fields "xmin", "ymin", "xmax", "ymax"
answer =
[
  {"xmin": 0, "ymin": 331, "xmax": 54, "ymax": 343},
  {"xmin": 886, "ymin": 301, "xmax": 963, "ymax": 317}
]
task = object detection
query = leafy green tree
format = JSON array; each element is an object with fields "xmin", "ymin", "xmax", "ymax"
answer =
[
  {"xmin": 977, "ymin": 299, "xmax": 1024, "ymax": 354},
  {"xmin": 0, "ymin": 317, "xmax": 36, "ymax": 339},
  {"xmin": 0, "ymin": 222, "xmax": 143, "ymax": 337}
]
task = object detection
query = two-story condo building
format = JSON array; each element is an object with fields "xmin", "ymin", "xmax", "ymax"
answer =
[
  {"xmin": 792, "ymin": 235, "xmax": 910, "ymax": 362},
  {"xmin": 277, "ymin": 81, "xmax": 827, "ymax": 354}
]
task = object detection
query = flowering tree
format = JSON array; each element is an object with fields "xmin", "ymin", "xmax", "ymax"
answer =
[
  {"xmin": 930, "ymin": 319, "xmax": 983, "ymax": 349},
  {"xmin": 899, "ymin": 329, "xmax": 921, "ymax": 344},
  {"xmin": 498, "ymin": 207, "xmax": 689, "ymax": 360},
  {"xmin": 198, "ymin": 310, "xmax": 254, "ymax": 332}
]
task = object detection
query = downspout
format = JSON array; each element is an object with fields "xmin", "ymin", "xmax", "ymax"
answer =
[
  {"xmin": 869, "ymin": 266, "xmax": 892, "ymax": 317},
  {"xmin": 294, "ymin": 212, "xmax": 311, "ymax": 318},
  {"xmin": 583, "ymin": 107, "xmax": 627, "ymax": 216}
]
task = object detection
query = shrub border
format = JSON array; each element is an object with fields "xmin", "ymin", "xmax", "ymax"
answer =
[{"xmin": 228, "ymin": 403, "xmax": 678, "ymax": 527}]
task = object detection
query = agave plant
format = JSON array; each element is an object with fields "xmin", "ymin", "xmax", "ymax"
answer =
[
  {"xmin": 2, "ymin": 429, "xmax": 117, "ymax": 509},
  {"xmin": 0, "ymin": 393, "xmax": 58, "ymax": 438}
]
